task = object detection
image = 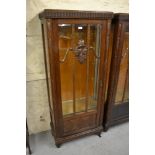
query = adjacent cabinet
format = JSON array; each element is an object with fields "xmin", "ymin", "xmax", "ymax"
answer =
[
  {"xmin": 103, "ymin": 13, "xmax": 129, "ymax": 130},
  {"xmin": 39, "ymin": 10, "xmax": 129, "ymax": 147}
]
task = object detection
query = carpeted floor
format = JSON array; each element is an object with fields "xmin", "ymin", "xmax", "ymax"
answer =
[{"xmin": 27, "ymin": 122, "xmax": 129, "ymax": 155}]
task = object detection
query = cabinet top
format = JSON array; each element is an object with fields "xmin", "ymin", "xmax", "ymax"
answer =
[
  {"xmin": 39, "ymin": 9, "xmax": 113, "ymax": 20},
  {"xmin": 114, "ymin": 13, "xmax": 129, "ymax": 21}
]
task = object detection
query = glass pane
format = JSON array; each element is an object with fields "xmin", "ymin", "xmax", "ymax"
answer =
[
  {"xmin": 58, "ymin": 23, "xmax": 101, "ymax": 116},
  {"xmin": 115, "ymin": 31, "xmax": 129, "ymax": 104},
  {"xmin": 59, "ymin": 24, "xmax": 74, "ymax": 115},
  {"xmin": 123, "ymin": 70, "xmax": 129, "ymax": 102},
  {"xmin": 123, "ymin": 29, "xmax": 129, "ymax": 102},
  {"xmin": 74, "ymin": 24, "xmax": 87, "ymax": 113},
  {"xmin": 88, "ymin": 25, "xmax": 101, "ymax": 110}
]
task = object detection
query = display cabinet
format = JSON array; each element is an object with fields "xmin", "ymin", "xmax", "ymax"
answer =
[
  {"xmin": 103, "ymin": 13, "xmax": 129, "ymax": 130},
  {"xmin": 39, "ymin": 9, "xmax": 113, "ymax": 147}
]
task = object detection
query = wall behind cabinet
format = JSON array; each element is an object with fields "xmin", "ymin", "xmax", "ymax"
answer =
[{"xmin": 26, "ymin": 0, "xmax": 129, "ymax": 134}]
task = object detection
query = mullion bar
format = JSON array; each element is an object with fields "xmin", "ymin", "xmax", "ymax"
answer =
[
  {"xmin": 94, "ymin": 24, "xmax": 101, "ymax": 100},
  {"xmin": 122, "ymin": 67, "xmax": 129, "ymax": 102},
  {"xmin": 72, "ymin": 24, "xmax": 76, "ymax": 114},
  {"xmin": 122, "ymin": 30, "xmax": 129, "ymax": 102},
  {"xmin": 85, "ymin": 25, "xmax": 90, "ymax": 112}
]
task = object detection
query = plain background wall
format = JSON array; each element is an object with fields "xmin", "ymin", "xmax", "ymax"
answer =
[{"xmin": 26, "ymin": 0, "xmax": 129, "ymax": 134}]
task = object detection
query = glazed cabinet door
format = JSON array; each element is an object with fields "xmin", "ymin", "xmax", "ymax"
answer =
[
  {"xmin": 52, "ymin": 19, "xmax": 108, "ymax": 136},
  {"xmin": 115, "ymin": 22, "xmax": 129, "ymax": 105}
]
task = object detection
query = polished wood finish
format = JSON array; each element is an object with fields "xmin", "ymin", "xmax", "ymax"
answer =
[
  {"xmin": 39, "ymin": 9, "xmax": 113, "ymax": 19},
  {"xmin": 103, "ymin": 13, "xmax": 129, "ymax": 131},
  {"xmin": 39, "ymin": 9, "xmax": 113, "ymax": 147}
]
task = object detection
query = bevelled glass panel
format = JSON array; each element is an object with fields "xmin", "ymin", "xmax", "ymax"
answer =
[
  {"xmin": 123, "ymin": 28, "xmax": 129, "ymax": 102},
  {"xmin": 58, "ymin": 23, "xmax": 101, "ymax": 116},
  {"xmin": 88, "ymin": 25, "xmax": 101, "ymax": 110},
  {"xmin": 59, "ymin": 24, "xmax": 74, "ymax": 115},
  {"xmin": 123, "ymin": 70, "xmax": 129, "ymax": 102},
  {"xmin": 74, "ymin": 24, "xmax": 88, "ymax": 113}
]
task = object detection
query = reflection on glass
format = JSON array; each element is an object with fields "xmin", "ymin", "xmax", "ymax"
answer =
[
  {"xmin": 74, "ymin": 24, "xmax": 87, "ymax": 113},
  {"xmin": 123, "ymin": 70, "xmax": 129, "ymax": 102},
  {"xmin": 59, "ymin": 24, "xmax": 74, "ymax": 115},
  {"xmin": 59, "ymin": 24, "xmax": 101, "ymax": 116},
  {"xmin": 115, "ymin": 31, "xmax": 129, "ymax": 104},
  {"xmin": 88, "ymin": 25, "xmax": 101, "ymax": 110}
]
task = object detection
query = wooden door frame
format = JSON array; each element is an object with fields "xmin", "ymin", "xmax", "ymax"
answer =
[{"xmin": 49, "ymin": 19, "xmax": 111, "ymax": 137}]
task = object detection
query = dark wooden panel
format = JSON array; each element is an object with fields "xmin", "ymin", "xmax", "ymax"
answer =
[
  {"xmin": 111, "ymin": 102, "xmax": 129, "ymax": 120},
  {"xmin": 107, "ymin": 102, "xmax": 129, "ymax": 127},
  {"xmin": 64, "ymin": 113, "xmax": 96, "ymax": 135},
  {"xmin": 55, "ymin": 126, "xmax": 103, "ymax": 146}
]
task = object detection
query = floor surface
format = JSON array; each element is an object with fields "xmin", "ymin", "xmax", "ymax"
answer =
[{"xmin": 27, "ymin": 122, "xmax": 129, "ymax": 155}]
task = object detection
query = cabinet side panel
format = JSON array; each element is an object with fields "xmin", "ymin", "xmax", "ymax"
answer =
[
  {"xmin": 105, "ymin": 23, "xmax": 114, "ymax": 101},
  {"xmin": 97, "ymin": 20, "xmax": 112, "ymax": 125},
  {"xmin": 41, "ymin": 20, "xmax": 55, "ymax": 134},
  {"xmin": 48, "ymin": 19, "xmax": 64, "ymax": 137}
]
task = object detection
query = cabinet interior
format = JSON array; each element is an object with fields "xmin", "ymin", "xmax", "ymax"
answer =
[{"xmin": 58, "ymin": 24, "xmax": 101, "ymax": 116}]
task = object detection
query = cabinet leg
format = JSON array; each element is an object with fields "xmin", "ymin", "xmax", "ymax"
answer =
[
  {"xmin": 103, "ymin": 123, "xmax": 109, "ymax": 132},
  {"xmin": 97, "ymin": 132, "xmax": 102, "ymax": 138},
  {"xmin": 56, "ymin": 144, "xmax": 61, "ymax": 148},
  {"xmin": 28, "ymin": 146, "xmax": 32, "ymax": 154},
  {"xmin": 103, "ymin": 127, "xmax": 108, "ymax": 132}
]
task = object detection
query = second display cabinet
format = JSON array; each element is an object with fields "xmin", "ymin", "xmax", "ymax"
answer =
[
  {"xmin": 103, "ymin": 13, "xmax": 129, "ymax": 130},
  {"xmin": 39, "ymin": 9, "xmax": 113, "ymax": 147}
]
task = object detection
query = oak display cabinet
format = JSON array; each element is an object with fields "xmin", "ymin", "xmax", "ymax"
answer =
[
  {"xmin": 39, "ymin": 9, "xmax": 113, "ymax": 147},
  {"xmin": 103, "ymin": 13, "xmax": 129, "ymax": 130}
]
